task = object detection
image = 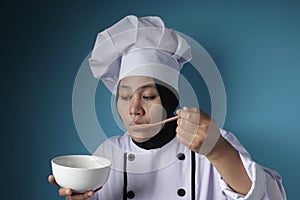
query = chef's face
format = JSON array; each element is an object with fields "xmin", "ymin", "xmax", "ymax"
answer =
[{"xmin": 117, "ymin": 76, "xmax": 163, "ymax": 142}]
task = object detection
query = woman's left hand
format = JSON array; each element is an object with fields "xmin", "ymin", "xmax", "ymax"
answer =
[{"xmin": 176, "ymin": 106, "xmax": 220, "ymax": 155}]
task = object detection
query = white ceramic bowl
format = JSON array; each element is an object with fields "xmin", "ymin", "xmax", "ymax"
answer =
[{"xmin": 51, "ymin": 155, "xmax": 111, "ymax": 193}]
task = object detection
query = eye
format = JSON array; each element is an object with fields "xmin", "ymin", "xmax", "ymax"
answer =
[
  {"xmin": 120, "ymin": 96, "xmax": 131, "ymax": 101},
  {"xmin": 143, "ymin": 95, "xmax": 156, "ymax": 100}
]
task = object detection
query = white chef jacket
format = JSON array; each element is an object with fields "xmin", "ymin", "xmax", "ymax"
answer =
[{"xmin": 88, "ymin": 129, "xmax": 286, "ymax": 200}]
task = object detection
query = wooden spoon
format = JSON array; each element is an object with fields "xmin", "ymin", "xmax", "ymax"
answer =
[{"xmin": 130, "ymin": 116, "xmax": 179, "ymax": 130}]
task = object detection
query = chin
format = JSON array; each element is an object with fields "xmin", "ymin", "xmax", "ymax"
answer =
[{"xmin": 131, "ymin": 136, "xmax": 151, "ymax": 143}]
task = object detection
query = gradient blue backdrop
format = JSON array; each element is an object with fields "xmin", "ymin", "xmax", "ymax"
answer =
[{"xmin": 3, "ymin": 0, "xmax": 300, "ymax": 199}]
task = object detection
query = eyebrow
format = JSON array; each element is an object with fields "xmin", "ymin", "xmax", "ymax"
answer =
[{"xmin": 119, "ymin": 83, "xmax": 156, "ymax": 90}]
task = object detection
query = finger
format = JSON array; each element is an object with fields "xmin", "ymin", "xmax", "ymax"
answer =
[
  {"xmin": 83, "ymin": 191, "xmax": 95, "ymax": 198},
  {"xmin": 177, "ymin": 118, "xmax": 199, "ymax": 133},
  {"xmin": 59, "ymin": 188, "xmax": 73, "ymax": 196},
  {"xmin": 176, "ymin": 126, "xmax": 197, "ymax": 147},
  {"xmin": 176, "ymin": 130, "xmax": 191, "ymax": 148},
  {"xmin": 183, "ymin": 106, "xmax": 201, "ymax": 113},
  {"xmin": 177, "ymin": 107, "xmax": 212, "ymax": 125},
  {"xmin": 48, "ymin": 175, "xmax": 58, "ymax": 186},
  {"xmin": 176, "ymin": 128, "xmax": 206, "ymax": 153},
  {"xmin": 177, "ymin": 107, "xmax": 200, "ymax": 124},
  {"xmin": 68, "ymin": 191, "xmax": 95, "ymax": 200}
]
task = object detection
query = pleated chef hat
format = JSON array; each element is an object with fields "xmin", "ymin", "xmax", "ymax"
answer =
[{"xmin": 89, "ymin": 15, "xmax": 192, "ymax": 94}]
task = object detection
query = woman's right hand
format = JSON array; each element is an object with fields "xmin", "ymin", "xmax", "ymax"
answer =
[{"xmin": 48, "ymin": 175, "xmax": 97, "ymax": 200}]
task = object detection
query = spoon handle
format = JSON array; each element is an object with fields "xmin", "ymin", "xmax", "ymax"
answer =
[
  {"xmin": 152, "ymin": 116, "xmax": 179, "ymax": 126},
  {"xmin": 130, "ymin": 116, "xmax": 180, "ymax": 130}
]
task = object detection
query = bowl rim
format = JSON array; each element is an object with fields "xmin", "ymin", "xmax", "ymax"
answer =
[{"xmin": 51, "ymin": 155, "xmax": 111, "ymax": 170}]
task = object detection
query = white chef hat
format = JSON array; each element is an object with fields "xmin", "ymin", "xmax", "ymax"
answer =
[{"xmin": 88, "ymin": 15, "xmax": 192, "ymax": 94}]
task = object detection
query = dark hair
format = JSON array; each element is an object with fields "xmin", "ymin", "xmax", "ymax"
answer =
[{"xmin": 154, "ymin": 79, "xmax": 179, "ymax": 118}]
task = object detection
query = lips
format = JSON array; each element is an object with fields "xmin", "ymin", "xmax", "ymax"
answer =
[{"xmin": 130, "ymin": 121, "xmax": 143, "ymax": 126}]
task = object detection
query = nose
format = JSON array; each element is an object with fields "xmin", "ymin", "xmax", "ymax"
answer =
[{"xmin": 129, "ymin": 96, "xmax": 145, "ymax": 116}]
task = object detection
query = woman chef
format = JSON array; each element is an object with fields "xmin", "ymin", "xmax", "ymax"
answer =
[{"xmin": 49, "ymin": 15, "xmax": 286, "ymax": 200}]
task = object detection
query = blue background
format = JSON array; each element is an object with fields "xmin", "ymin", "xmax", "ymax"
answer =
[{"xmin": 3, "ymin": 0, "xmax": 300, "ymax": 199}]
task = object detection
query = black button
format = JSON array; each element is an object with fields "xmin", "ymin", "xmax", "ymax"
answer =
[
  {"xmin": 127, "ymin": 191, "xmax": 135, "ymax": 199},
  {"xmin": 128, "ymin": 153, "xmax": 135, "ymax": 161},
  {"xmin": 177, "ymin": 188, "xmax": 186, "ymax": 197},
  {"xmin": 177, "ymin": 153, "xmax": 185, "ymax": 160}
]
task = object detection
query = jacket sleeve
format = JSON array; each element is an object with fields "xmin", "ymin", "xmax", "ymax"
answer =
[{"xmin": 218, "ymin": 129, "xmax": 286, "ymax": 200}]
